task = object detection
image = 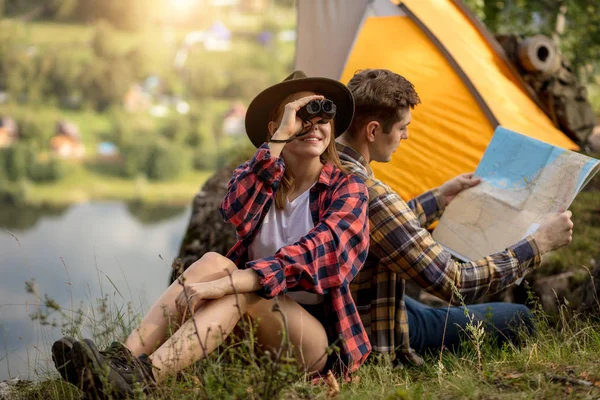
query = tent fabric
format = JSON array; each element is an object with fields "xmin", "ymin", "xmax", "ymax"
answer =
[
  {"xmin": 295, "ymin": 0, "xmax": 370, "ymax": 79},
  {"xmin": 294, "ymin": 0, "xmax": 577, "ymax": 200},
  {"xmin": 401, "ymin": 0, "xmax": 576, "ymax": 149}
]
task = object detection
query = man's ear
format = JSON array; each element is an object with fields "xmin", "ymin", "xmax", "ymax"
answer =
[{"xmin": 365, "ymin": 121, "xmax": 380, "ymax": 143}]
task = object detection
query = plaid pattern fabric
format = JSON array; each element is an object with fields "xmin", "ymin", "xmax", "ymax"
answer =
[
  {"xmin": 336, "ymin": 143, "xmax": 542, "ymax": 364},
  {"xmin": 221, "ymin": 144, "xmax": 372, "ymax": 374}
]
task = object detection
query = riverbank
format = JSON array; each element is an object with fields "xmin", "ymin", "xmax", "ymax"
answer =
[{"xmin": 1, "ymin": 164, "xmax": 213, "ymax": 207}]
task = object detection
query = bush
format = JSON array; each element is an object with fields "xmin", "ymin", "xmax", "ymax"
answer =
[
  {"xmin": 192, "ymin": 149, "xmax": 216, "ymax": 170},
  {"xmin": 181, "ymin": 61, "xmax": 227, "ymax": 99},
  {"xmin": 160, "ymin": 115, "xmax": 190, "ymax": 144},
  {"xmin": 90, "ymin": 20, "xmax": 121, "ymax": 60},
  {"xmin": 14, "ymin": 111, "xmax": 54, "ymax": 147},
  {"xmin": 220, "ymin": 68, "xmax": 271, "ymax": 100},
  {"xmin": 3, "ymin": 143, "xmax": 33, "ymax": 182},
  {"xmin": 82, "ymin": 58, "xmax": 133, "ymax": 112},
  {"xmin": 108, "ymin": 111, "xmax": 156, "ymax": 147},
  {"xmin": 147, "ymin": 142, "xmax": 192, "ymax": 181},
  {"xmin": 28, "ymin": 156, "xmax": 66, "ymax": 182},
  {"xmin": 120, "ymin": 140, "xmax": 154, "ymax": 178},
  {"xmin": 46, "ymin": 51, "xmax": 89, "ymax": 109}
]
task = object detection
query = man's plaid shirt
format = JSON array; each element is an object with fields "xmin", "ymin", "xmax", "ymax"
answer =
[
  {"xmin": 336, "ymin": 143, "xmax": 542, "ymax": 365},
  {"xmin": 220, "ymin": 144, "xmax": 372, "ymax": 374}
]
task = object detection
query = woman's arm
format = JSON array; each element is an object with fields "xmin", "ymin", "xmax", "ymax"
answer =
[
  {"xmin": 175, "ymin": 269, "xmax": 262, "ymax": 316},
  {"xmin": 219, "ymin": 145, "xmax": 285, "ymax": 238},
  {"xmin": 246, "ymin": 174, "xmax": 370, "ymax": 298}
]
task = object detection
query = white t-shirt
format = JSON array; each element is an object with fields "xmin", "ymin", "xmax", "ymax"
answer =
[{"xmin": 248, "ymin": 186, "xmax": 324, "ymax": 305}]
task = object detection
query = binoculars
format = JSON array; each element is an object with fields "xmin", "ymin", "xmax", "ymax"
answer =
[{"xmin": 297, "ymin": 99, "xmax": 336, "ymax": 121}]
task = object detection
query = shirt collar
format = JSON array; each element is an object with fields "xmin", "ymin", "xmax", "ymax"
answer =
[
  {"xmin": 335, "ymin": 142, "xmax": 373, "ymax": 176},
  {"xmin": 317, "ymin": 161, "xmax": 336, "ymax": 187}
]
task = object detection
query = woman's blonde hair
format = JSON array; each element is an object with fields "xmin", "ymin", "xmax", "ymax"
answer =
[{"xmin": 268, "ymin": 93, "xmax": 346, "ymax": 209}]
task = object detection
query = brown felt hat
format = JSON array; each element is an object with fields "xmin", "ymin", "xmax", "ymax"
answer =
[{"xmin": 244, "ymin": 70, "xmax": 354, "ymax": 148}]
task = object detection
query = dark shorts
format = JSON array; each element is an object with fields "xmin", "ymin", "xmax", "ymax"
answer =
[{"xmin": 299, "ymin": 302, "xmax": 340, "ymax": 375}]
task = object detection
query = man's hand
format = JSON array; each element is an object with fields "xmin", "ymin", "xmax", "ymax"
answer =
[
  {"xmin": 175, "ymin": 281, "xmax": 227, "ymax": 318},
  {"xmin": 439, "ymin": 173, "xmax": 481, "ymax": 206},
  {"xmin": 532, "ymin": 211, "xmax": 574, "ymax": 255}
]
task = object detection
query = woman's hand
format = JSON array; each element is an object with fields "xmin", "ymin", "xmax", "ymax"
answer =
[
  {"xmin": 175, "ymin": 281, "xmax": 227, "ymax": 317},
  {"xmin": 270, "ymin": 94, "xmax": 325, "ymax": 142}
]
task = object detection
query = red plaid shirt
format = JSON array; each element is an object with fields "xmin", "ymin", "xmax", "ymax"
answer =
[{"xmin": 220, "ymin": 144, "xmax": 371, "ymax": 374}]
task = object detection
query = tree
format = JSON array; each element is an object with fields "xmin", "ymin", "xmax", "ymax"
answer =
[
  {"xmin": 463, "ymin": 0, "xmax": 600, "ymax": 82},
  {"xmin": 3, "ymin": 0, "xmax": 77, "ymax": 20}
]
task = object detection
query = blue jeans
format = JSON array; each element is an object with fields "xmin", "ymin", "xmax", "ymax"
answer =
[{"xmin": 405, "ymin": 296, "xmax": 534, "ymax": 354}]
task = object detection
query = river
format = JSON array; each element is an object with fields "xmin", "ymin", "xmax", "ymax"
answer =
[{"xmin": 0, "ymin": 201, "xmax": 192, "ymax": 381}]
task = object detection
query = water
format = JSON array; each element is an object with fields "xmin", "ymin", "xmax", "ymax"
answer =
[{"xmin": 0, "ymin": 201, "xmax": 192, "ymax": 381}]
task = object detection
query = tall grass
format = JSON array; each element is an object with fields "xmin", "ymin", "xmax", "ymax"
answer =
[{"xmin": 4, "ymin": 262, "xmax": 600, "ymax": 400}]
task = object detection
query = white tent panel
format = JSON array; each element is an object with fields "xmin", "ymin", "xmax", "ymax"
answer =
[
  {"xmin": 295, "ymin": 0, "xmax": 405, "ymax": 79},
  {"xmin": 295, "ymin": 0, "xmax": 370, "ymax": 79}
]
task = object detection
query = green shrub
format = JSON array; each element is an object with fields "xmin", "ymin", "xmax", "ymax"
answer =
[
  {"xmin": 147, "ymin": 142, "xmax": 191, "ymax": 181},
  {"xmin": 14, "ymin": 111, "xmax": 54, "ymax": 147},
  {"xmin": 3, "ymin": 143, "xmax": 34, "ymax": 182},
  {"xmin": 120, "ymin": 140, "xmax": 154, "ymax": 178},
  {"xmin": 109, "ymin": 111, "xmax": 156, "ymax": 147},
  {"xmin": 220, "ymin": 68, "xmax": 271, "ymax": 100},
  {"xmin": 181, "ymin": 61, "xmax": 227, "ymax": 99},
  {"xmin": 192, "ymin": 149, "xmax": 216, "ymax": 170},
  {"xmin": 0, "ymin": 148, "xmax": 7, "ymax": 182},
  {"xmin": 160, "ymin": 115, "xmax": 190, "ymax": 144},
  {"xmin": 46, "ymin": 51, "xmax": 89, "ymax": 109},
  {"xmin": 28, "ymin": 156, "xmax": 66, "ymax": 182}
]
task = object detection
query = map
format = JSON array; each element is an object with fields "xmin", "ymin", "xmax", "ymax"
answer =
[{"xmin": 432, "ymin": 126, "xmax": 600, "ymax": 263}]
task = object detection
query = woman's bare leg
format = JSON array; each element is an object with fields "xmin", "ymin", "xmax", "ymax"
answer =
[
  {"xmin": 124, "ymin": 252, "xmax": 236, "ymax": 356},
  {"xmin": 148, "ymin": 294, "xmax": 329, "ymax": 383},
  {"xmin": 148, "ymin": 291, "xmax": 259, "ymax": 383},
  {"xmin": 248, "ymin": 296, "xmax": 329, "ymax": 374}
]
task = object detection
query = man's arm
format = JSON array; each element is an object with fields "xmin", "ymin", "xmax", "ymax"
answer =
[
  {"xmin": 370, "ymin": 186, "xmax": 541, "ymax": 304},
  {"xmin": 406, "ymin": 188, "xmax": 446, "ymax": 227}
]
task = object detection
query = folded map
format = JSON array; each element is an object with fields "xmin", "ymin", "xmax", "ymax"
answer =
[{"xmin": 432, "ymin": 126, "xmax": 600, "ymax": 268}]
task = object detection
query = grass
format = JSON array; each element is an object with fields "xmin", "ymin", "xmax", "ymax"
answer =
[
  {"xmin": 6, "ymin": 270, "xmax": 600, "ymax": 399},
  {"xmin": 14, "ymin": 164, "xmax": 214, "ymax": 206}
]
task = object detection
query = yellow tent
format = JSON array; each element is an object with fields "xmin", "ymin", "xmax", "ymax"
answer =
[{"xmin": 294, "ymin": 0, "xmax": 578, "ymax": 200}]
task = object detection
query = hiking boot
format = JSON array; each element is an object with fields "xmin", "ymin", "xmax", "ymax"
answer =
[
  {"xmin": 72, "ymin": 339, "xmax": 156, "ymax": 399},
  {"xmin": 51, "ymin": 336, "xmax": 80, "ymax": 387}
]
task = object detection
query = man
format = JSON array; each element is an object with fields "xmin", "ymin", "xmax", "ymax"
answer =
[{"xmin": 336, "ymin": 69, "xmax": 574, "ymax": 365}]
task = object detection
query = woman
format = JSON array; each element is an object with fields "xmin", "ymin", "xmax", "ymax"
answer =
[{"xmin": 51, "ymin": 71, "xmax": 371, "ymax": 398}]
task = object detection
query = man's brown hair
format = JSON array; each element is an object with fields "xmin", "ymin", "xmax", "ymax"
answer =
[{"xmin": 346, "ymin": 69, "xmax": 421, "ymax": 135}]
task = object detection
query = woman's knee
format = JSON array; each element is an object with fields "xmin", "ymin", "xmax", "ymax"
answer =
[{"xmin": 183, "ymin": 252, "xmax": 236, "ymax": 281}]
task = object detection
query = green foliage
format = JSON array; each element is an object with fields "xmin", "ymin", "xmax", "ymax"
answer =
[
  {"xmin": 90, "ymin": 20, "xmax": 121, "ymax": 60},
  {"xmin": 160, "ymin": 114, "xmax": 191, "ymax": 144},
  {"xmin": 82, "ymin": 58, "xmax": 133, "ymax": 112},
  {"xmin": 107, "ymin": 110, "xmax": 155, "ymax": 147},
  {"xmin": 464, "ymin": 0, "xmax": 600, "ymax": 82},
  {"xmin": 13, "ymin": 111, "xmax": 54, "ymax": 147},
  {"xmin": 28, "ymin": 156, "xmax": 66, "ymax": 182},
  {"xmin": 1, "ymin": 143, "xmax": 33, "ymax": 181},
  {"xmin": 45, "ymin": 51, "xmax": 88, "ymax": 109},
  {"xmin": 221, "ymin": 68, "xmax": 272, "ymax": 100},
  {"xmin": 76, "ymin": 0, "xmax": 160, "ymax": 32},
  {"xmin": 147, "ymin": 141, "xmax": 192, "ymax": 181},
  {"xmin": 120, "ymin": 139, "xmax": 192, "ymax": 181},
  {"xmin": 120, "ymin": 140, "xmax": 154, "ymax": 178}
]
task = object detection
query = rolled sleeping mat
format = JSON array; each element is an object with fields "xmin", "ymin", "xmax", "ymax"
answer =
[{"xmin": 517, "ymin": 35, "xmax": 560, "ymax": 74}]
